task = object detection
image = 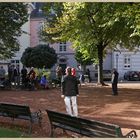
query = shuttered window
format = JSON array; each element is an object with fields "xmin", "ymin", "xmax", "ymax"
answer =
[{"xmin": 124, "ymin": 55, "xmax": 131, "ymax": 69}]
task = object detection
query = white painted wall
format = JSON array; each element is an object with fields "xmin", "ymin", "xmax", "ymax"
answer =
[
  {"xmin": 11, "ymin": 4, "xmax": 34, "ymax": 71},
  {"xmin": 111, "ymin": 50, "xmax": 140, "ymax": 79}
]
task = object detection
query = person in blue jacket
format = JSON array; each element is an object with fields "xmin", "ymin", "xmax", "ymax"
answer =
[{"xmin": 40, "ymin": 75, "xmax": 49, "ymax": 89}]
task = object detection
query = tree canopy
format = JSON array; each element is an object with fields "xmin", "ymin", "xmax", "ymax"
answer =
[
  {"xmin": 42, "ymin": 3, "xmax": 140, "ymax": 85},
  {"xmin": 0, "ymin": 3, "xmax": 28, "ymax": 59},
  {"xmin": 21, "ymin": 44, "xmax": 57, "ymax": 69},
  {"xmin": 75, "ymin": 47, "xmax": 94, "ymax": 72}
]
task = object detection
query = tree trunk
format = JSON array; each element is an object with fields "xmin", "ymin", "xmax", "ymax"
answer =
[
  {"xmin": 97, "ymin": 45, "xmax": 106, "ymax": 86},
  {"xmin": 82, "ymin": 64, "xmax": 86, "ymax": 74},
  {"xmin": 80, "ymin": 65, "xmax": 86, "ymax": 74}
]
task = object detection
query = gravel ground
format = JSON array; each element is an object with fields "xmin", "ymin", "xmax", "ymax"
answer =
[{"xmin": 0, "ymin": 82, "xmax": 140, "ymax": 138}]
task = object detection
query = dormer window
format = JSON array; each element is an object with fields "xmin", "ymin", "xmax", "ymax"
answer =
[{"xmin": 59, "ymin": 42, "xmax": 66, "ymax": 52}]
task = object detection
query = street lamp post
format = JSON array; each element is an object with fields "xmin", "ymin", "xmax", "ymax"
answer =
[{"xmin": 116, "ymin": 54, "xmax": 119, "ymax": 71}]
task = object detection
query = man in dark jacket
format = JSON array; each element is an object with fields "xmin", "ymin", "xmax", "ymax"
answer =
[
  {"xmin": 61, "ymin": 67, "xmax": 79, "ymax": 116},
  {"xmin": 21, "ymin": 66, "xmax": 28, "ymax": 88},
  {"xmin": 111, "ymin": 68, "xmax": 119, "ymax": 95},
  {"xmin": 13, "ymin": 65, "xmax": 20, "ymax": 88}
]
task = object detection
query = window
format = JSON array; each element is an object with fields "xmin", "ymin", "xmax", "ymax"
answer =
[
  {"xmin": 59, "ymin": 42, "xmax": 66, "ymax": 52},
  {"xmin": 16, "ymin": 60, "xmax": 19, "ymax": 63},
  {"xmin": 11, "ymin": 59, "xmax": 19, "ymax": 66},
  {"xmin": 124, "ymin": 55, "xmax": 131, "ymax": 69},
  {"xmin": 59, "ymin": 45, "xmax": 62, "ymax": 51},
  {"xmin": 11, "ymin": 60, "xmax": 15, "ymax": 63}
]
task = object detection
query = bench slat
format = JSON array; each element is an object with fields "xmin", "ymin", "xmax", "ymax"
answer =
[
  {"xmin": 0, "ymin": 102, "xmax": 42, "ymax": 134},
  {"xmin": 47, "ymin": 111, "xmax": 80, "ymax": 130},
  {"xmin": 46, "ymin": 109, "xmax": 128, "ymax": 138},
  {"xmin": 80, "ymin": 123, "xmax": 117, "ymax": 135},
  {"xmin": 79, "ymin": 118, "xmax": 120, "ymax": 137},
  {"xmin": 52, "ymin": 122, "xmax": 81, "ymax": 134},
  {"xmin": 80, "ymin": 127, "xmax": 119, "ymax": 137},
  {"xmin": 0, "ymin": 103, "xmax": 31, "ymax": 117},
  {"xmin": 79, "ymin": 117, "xmax": 119, "ymax": 129}
]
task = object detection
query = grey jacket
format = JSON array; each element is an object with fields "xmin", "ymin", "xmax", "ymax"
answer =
[{"xmin": 61, "ymin": 75, "xmax": 79, "ymax": 96}]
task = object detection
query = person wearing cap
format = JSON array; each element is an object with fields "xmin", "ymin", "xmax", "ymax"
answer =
[{"xmin": 61, "ymin": 67, "xmax": 79, "ymax": 116}]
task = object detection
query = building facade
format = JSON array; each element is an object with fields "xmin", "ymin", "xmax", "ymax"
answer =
[
  {"xmin": 112, "ymin": 49, "xmax": 140, "ymax": 79},
  {"xmin": 30, "ymin": 3, "xmax": 81, "ymax": 78},
  {"xmin": 1, "ymin": 3, "xmax": 140, "ymax": 81},
  {"xmin": 0, "ymin": 3, "xmax": 35, "ymax": 73}
]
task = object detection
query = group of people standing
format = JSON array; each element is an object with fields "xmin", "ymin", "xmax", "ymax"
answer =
[
  {"xmin": 56, "ymin": 65, "xmax": 91, "ymax": 87},
  {"xmin": 21, "ymin": 67, "xmax": 49, "ymax": 90},
  {"xmin": 1, "ymin": 63, "xmax": 119, "ymax": 117},
  {"xmin": 7, "ymin": 65, "xmax": 36, "ymax": 89},
  {"xmin": 7, "ymin": 64, "xmax": 20, "ymax": 88},
  {"xmin": 1, "ymin": 65, "xmax": 49, "ymax": 90}
]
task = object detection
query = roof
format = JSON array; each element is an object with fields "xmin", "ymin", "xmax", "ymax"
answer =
[{"xmin": 30, "ymin": 2, "xmax": 46, "ymax": 18}]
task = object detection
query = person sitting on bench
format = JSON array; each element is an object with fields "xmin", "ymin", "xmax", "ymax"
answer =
[{"xmin": 40, "ymin": 75, "xmax": 49, "ymax": 89}]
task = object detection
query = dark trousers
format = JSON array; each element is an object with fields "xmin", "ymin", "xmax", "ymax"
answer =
[{"xmin": 112, "ymin": 83, "xmax": 118, "ymax": 95}]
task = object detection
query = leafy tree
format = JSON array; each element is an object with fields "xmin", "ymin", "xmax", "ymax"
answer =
[
  {"xmin": 42, "ymin": 3, "xmax": 140, "ymax": 85},
  {"xmin": 0, "ymin": 3, "xmax": 28, "ymax": 59},
  {"xmin": 21, "ymin": 44, "xmax": 57, "ymax": 69},
  {"xmin": 75, "ymin": 47, "xmax": 94, "ymax": 72},
  {"xmin": 123, "ymin": 3, "xmax": 140, "ymax": 38}
]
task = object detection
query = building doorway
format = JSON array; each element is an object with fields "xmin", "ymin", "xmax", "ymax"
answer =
[{"xmin": 59, "ymin": 64, "xmax": 67, "ymax": 75}]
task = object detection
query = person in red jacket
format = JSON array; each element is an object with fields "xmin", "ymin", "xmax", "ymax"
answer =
[
  {"xmin": 28, "ymin": 67, "xmax": 36, "ymax": 80},
  {"xmin": 28, "ymin": 67, "xmax": 36, "ymax": 90},
  {"xmin": 71, "ymin": 67, "xmax": 76, "ymax": 76}
]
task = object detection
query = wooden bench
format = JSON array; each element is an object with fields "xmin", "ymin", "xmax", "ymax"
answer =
[
  {"xmin": 0, "ymin": 102, "xmax": 42, "ymax": 134},
  {"xmin": 46, "ymin": 109, "xmax": 137, "ymax": 138}
]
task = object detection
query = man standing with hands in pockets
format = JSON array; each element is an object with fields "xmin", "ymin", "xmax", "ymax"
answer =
[
  {"xmin": 111, "ymin": 68, "xmax": 119, "ymax": 96},
  {"xmin": 61, "ymin": 67, "xmax": 79, "ymax": 116}
]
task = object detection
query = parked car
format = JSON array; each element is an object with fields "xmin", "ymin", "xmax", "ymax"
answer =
[
  {"xmin": 95, "ymin": 70, "xmax": 112, "ymax": 81},
  {"xmin": 124, "ymin": 71, "xmax": 140, "ymax": 81},
  {"xmin": 103, "ymin": 70, "xmax": 112, "ymax": 81}
]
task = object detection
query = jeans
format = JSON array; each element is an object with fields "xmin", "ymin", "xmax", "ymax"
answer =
[
  {"xmin": 64, "ymin": 96, "xmax": 78, "ymax": 116},
  {"xmin": 14, "ymin": 76, "xmax": 20, "ymax": 88}
]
